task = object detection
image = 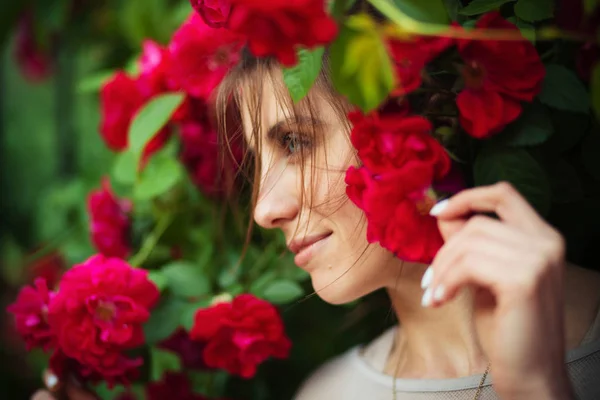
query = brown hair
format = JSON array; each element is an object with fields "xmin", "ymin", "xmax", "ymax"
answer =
[{"xmin": 215, "ymin": 48, "xmax": 358, "ymax": 241}]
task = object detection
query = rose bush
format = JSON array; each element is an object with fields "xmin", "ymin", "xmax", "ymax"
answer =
[{"xmin": 5, "ymin": 0, "xmax": 600, "ymax": 399}]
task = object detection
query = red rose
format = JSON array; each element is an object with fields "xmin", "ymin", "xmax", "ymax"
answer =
[
  {"xmin": 227, "ymin": 0, "xmax": 337, "ymax": 66},
  {"xmin": 345, "ymin": 164, "xmax": 444, "ymax": 263},
  {"xmin": 100, "ymin": 72, "xmax": 144, "ymax": 151},
  {"xmin": 190, "ymin": 0, "xmax": 232, "ymax": 28},
  {"xmin": 387, "ymin": 34, "xmax": 453, "ymax": 95},
  {"xmin": 48, "ymin": 255, "xmax": 159, "ymax": 385},
  {"xmin": 49, "ymin": 348, "xmax": 141, "ymax": 388},
  {"xmin": 87, "ymin": 178, "xmax": 132, "ymax": 259},
  {"xmin": 190, "ymin": 294, "xmax": 291, "ymax": 378},
  {"xmin": 179, "ymin": 113, "xmax": 242, "ymax": 197},
  {"xmin": 7, "ymin": 278, "xmax": 56, "ymax": 351},
  {"xmin": 456, "ymin": 12, "xmax": 545, "ymax": 138},
  {"xmin": 26, "ymin": 250, "xmax": 65, "ymax": 288},
  {"xmin": 14, "ymin": 12, "xmax": 52, "ymax": 82},
  {"xmin": 349, "ymin": 111, "xmax": 450, "ymax": 180},
  {"xmin": 138, "ymin": 40, "xmax": 171, "ymax": 98},
  {"xmin": 158, "ymin": 328, "xmax": 209, "ymax": 370},
  {"xmin": 168, "ymin": 13, "xmax": 242, "ymax": 99},
  {"xmin": 147, "ymin": 372, "xmax": 208, "ymax": 400}
]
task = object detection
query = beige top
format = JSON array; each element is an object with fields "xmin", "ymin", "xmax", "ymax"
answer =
[{"xmin": 294, "ymin": 308, "xmax": 600, "ymax": 400}]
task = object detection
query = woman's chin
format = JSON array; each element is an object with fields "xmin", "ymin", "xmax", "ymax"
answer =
[{"xmin": 308, "ymin": 269, "xmax": 369, "ymax": 305}]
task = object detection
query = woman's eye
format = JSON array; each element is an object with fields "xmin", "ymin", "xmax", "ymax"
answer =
[{"xmin": 281, "ymin": 132, "xmax": 310, "ymax": 155}]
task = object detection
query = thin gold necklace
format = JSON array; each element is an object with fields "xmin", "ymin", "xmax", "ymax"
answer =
[{"xmin": 391, "ymin": 360, "xmax": 491, "ymax": 400}]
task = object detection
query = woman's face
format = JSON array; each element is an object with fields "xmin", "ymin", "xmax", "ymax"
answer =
[{"xmin": 240, "ymin": 75, "xmax": 409, "ymax": 305}]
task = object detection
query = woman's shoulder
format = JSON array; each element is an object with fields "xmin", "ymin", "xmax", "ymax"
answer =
[
  {"xmin": 293, "ymin": 327, "xmax": 396, "ymax": 400},
  {"xmin": 292, "ymin": 347, "xmax": 357, "ymax": 400}
]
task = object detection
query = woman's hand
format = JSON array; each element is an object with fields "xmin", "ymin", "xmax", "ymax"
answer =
[
  {"xmin": 424, "ymin": 182, "xmax": 574, "ymax": 400},
  {"xmin": 31, "ymin": 370, "xmax": 97, "ymax": 400}
]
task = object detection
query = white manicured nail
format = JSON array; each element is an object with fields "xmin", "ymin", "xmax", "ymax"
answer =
[
  {"xmin": 434, "ymin": 285, "xmax": 446, "ymax": 302},
  {"xmin": 45, "ymin": 372, "xmax": 59, "ymax": 390},
  {"xmin": 421, "ymin": 267, "xmax": 434, "ymax": 289},
  {"xmin": 421, "ymin": 287, "xmax": 433, "ymax": 307},
  {"xmin": 429, "ymin": 199, "xmax": 449, "ymax": 216}
]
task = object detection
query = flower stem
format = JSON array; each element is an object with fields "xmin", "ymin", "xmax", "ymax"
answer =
[{"xmin": 129, "ymin": 213, "xmax": 174, "ymax": 267}]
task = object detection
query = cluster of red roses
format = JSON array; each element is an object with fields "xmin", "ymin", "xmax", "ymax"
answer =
[
  {"xmin": 100, "ymin": 12, "xmax": 242, "ymax": 195},
  {"xmin": 7, "ymin": 256, "xmax": 290, "ymax": 388},
  {"xmin": 346, "ymin": 12, "xmax": 546, "ymax": 263},
  {"xmin": 7, "ymin": 255, "xmax": 160, "ymax": 386},
  {"xmin": 189, "ymin": 0, "xmax": 337, "ymax": 66}
]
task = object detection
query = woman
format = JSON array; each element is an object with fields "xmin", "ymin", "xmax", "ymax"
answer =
[{"xmin": 35, "ymin": 14, "xmax": 600, "ymax": 400}]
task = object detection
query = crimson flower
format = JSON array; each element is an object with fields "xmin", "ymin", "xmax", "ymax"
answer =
[
  {"xmin": 14, "ymin": 12, "xmax": 52, "ymax": 82},
  {"xmin": 348, "ymin": 111, "xmax": 450, "ymax": 180},
  {"xmin": 158, "ymin": 328, "xmax": 209, "ymax": 370},
  {"xmin": 387, "ymin": 34, "xmax": 453, "ymax": 95},
  {"xmin": 7, "ymin": 278, "xmax": 56, "ymax": 351},
  {"xmin": 345, "ymin": 112, "xmax": 450, "ymax": 263},
  {"xmin": 87, "ymin": 178, "xmax": 132, "ymax": 259},
  {"xmin": 100, "ymin": 72, "xmax": 144, "ymax": 151},
  {"xmin": 49, "ymin": 349, "xmax": 141, "ymax": 388},
  {"xmin": 227, "ymin": 0, "xmax": 337, "ymax": 66},
  {"xmin": 137, "ymin": 40, "xmax": 171, "ymax": 98},
  {"xmin": 47, "ymin": 255, "xmax": 159, "ymax": 385},
  {"xmin": 190, "ymin": 294, "xmax": 291, "ymax": 378},
  {"xmin": 456, "ymin": 12, "xmax": 545, "ymax": 138},
  {"xmin": 168, "ymin": 13, "xmax": 242, "ymax": 99},
  {"xmin": 26, "ymin": 250, "xmax": 65, "ymax": 288},
  {"xmin": 190, "ymin": 0, "xmax": 232, "ymax": 28},
  {"xmin": 147, "ymin": 372, "xmax": 209, "ymax": 400},
  {"xmin": 345, "ymin": 164, "xmax": 445, "ymax": 263}
]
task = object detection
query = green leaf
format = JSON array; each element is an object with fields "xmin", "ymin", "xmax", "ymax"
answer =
[
  {"xmin": 542, "ymin": 110, "xmax": 590, "ymax": 154},
  {"xmin": 262, "ymin": 280, "xmax": 305, "ymax": 304},
  {"xmin": 514, "ymin": 0, "xmax": 554, "ymax": 22},
  {"xmin": 443, "ymin": 0, "xmax": 462, "ymax": 21},
  {"xmin": 582, "ymin": 131, "xmax": 600, "ymax": 181},
  {"xmin": 77, "ymin": 70, "xmax": 116, "ymax": 93},
  {"xmin": 135, "ymin": 156, "xmax": 184, "ymax": 200},
  {"xmin": 162, "ymin": 261, "xmax": 211, "ymax": 298},
  {"xmin": 180, "ymin": 300, "xmax": 210, "ymax": 331},
  {"xmin": 506, "ymin": 16, "xmax": 535, "ymax": 43},
  {"xmin": 330, "ymin": 14, "xmax": 396, "ymax": 112},
  {"xmin": 112, "ymin": 150, "xmax": 137, "ymax": 185},
  {"xmin": 144, "ymin": 297, "xmax": 187, "ymax": 344},
  {"xmin": 329, "ymin": 0, "xmax": 359, "ymax": 17},
  {"xmin": 250, "ymin": 270, "xmax": 278, "ymax": 296},
  {"xmin": 584, "ymin": 0, "xmax": 600, "ymax": 14},
  {"xmin": 474, "ymin": 146, "xmax": 551, "ymax": 215},
  {"xmin": 539, "ymin": 65, "xmax": 590, "ymax": 113},
  {"xmin": 459, "ymin": 0, "xmax": 515, "ymax": 16},
  {"xmin": 494, "ymin": 102, "xmax": 553, "ymax": 147},
  {"xmin": 391, "ymin": 0, "xmax": 450, "ymax": 24},
  {"xmin": 592, "ymin": 63, "xmax": 600, "ymax": 121},
  {"xmin": 150, "ymin": 347, "xmax": 182, "ymax": 381},
  {"xmin": 148, "ymin": 270, "xmax": 168, "ymax": 292},
  {"xmin": 283, "ymin": 47, "xmax": 325, "ymax": 103},
  {"xmin": 129, "ymin": 93, "xmax": 184, "ymax": 157},
  {"xmin": 547, "ymin": 159, "xmax": 584, "ymax": 204}
]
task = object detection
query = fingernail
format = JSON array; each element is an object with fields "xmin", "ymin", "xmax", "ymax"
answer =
[
  {"xmin": 429, "ymin": 199, "xmax": 449, "ymax": 216},
  {"xmin": 421, "ymin": 287, "xmax": 433, "ymax": 307},
  {"xmin": 44, "ymin": 371, "xmax": 59, "ymax": 391},
  {"xmin": 421, "ymin": 267, "xmax": 434, "ymax": 289},
  {"xmin": 434, "ymin": 285, "xmax": 446, "ymax": 302}
]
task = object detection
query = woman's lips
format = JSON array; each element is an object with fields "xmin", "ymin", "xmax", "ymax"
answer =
[{"xmin": 290, "ymin": 233, "xmax": 332, "ymax": 267}]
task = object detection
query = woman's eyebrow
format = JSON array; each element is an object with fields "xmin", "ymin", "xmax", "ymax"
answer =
[{"xmin": 266, "ymin": 116, "xmax": 326, "ymax": 141}]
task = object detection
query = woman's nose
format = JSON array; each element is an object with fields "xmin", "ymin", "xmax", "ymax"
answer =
[{"xmin": 253, "ymin": 163, "xmax": 299, "ymax": 229}]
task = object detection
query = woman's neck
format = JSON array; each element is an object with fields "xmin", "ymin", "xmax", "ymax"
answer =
[{"xmin": 384, "ymin": 264, "xmax": 489, "ymax": 379}]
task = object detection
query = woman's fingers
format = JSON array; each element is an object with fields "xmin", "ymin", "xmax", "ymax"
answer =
[
  {"xmin": 32, "ymin": 390, "xmax": 56, "ymax": 400},
  {"xmin": 432, "ymin": 182, "xmax": 545, "ymax": 233}
]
